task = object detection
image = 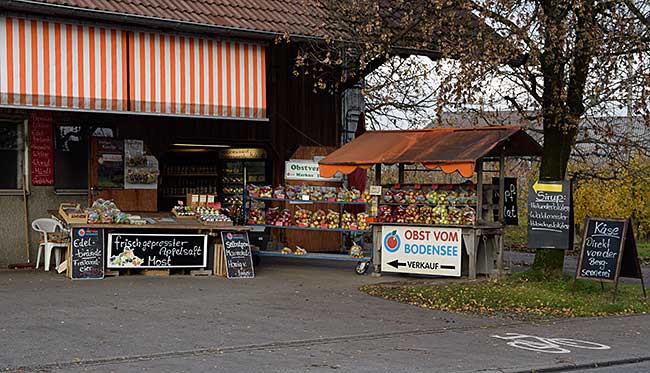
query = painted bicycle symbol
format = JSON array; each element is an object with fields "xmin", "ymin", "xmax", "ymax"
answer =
[{"xmin": 491, "ymin": 333, "xmax": 611, "ymax": 354}]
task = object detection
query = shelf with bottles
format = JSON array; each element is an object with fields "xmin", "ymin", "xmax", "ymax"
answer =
[{"xmin": 160, "ymin": 164, "xmax": 220, "ymax": 176}]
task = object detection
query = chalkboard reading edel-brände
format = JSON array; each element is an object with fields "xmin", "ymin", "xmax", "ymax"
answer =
[{"xmin": 71, "ymin": 227, "xmax": 104, "ymax": 280}]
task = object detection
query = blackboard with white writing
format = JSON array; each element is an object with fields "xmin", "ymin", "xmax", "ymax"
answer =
[
  {"xmin": 71, "ymin": 227, "xmax": 104, "ymax": 280},
  {"xmin": 220, "ymin": 231, "xmax": 254, "ymax": 279},
  {"xmin": 492, "ymin": 177, "xmax": 518, "ymax": 225},
  {"xmin": 576, "ymin": 218, "xmax": 625, "ymax": 281},
  {"xmin": 107, "ymin": 233, "xmax": 207, "ymax": 268},
  {"xmin": 527, "ymin": 180, "xmax": 572, "ymax": 249},
  {"xmin": 576, "ymin": 217, "xmax": 644, "ymax": 283}
]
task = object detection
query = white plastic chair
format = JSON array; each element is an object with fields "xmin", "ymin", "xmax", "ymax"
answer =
[{"xmin": 32, "ymin": 218, "xmax": 68, "ymax": 271}]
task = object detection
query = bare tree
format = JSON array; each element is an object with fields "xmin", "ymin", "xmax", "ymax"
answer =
[{"xmin": 287, "ymin": 0, "xmax": 650, "ymax": 274}]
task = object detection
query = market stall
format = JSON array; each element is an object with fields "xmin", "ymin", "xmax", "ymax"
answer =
[{"xmin": 318, "ymin": 126, "xmax": 542, "ymax": 279}]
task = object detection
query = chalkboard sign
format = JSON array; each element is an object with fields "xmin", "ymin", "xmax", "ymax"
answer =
[
  {"xmin": 492, "ymin": 177, "xmax": 518, "ymax": 225},
  {"xmin": 30, "ymin": 111, "xmax": 54, "ymax": 185},
  {"xmin": 527, "ymin": 180, "xmax": 573, "ymax": 249},
  {"xmin": 220, "ymin": 231, "xmax": 255, "ymax": 279},
  {"xmin": 107, "ymin": 233, "xmax": 207, "ymax": 268},
  {"xmin": 71, "ymin": 227, "xmax": 104, "ymax": 280},
  {"xmin": 577, "ymin": 218, "xmax": 643, "ymax": 282}
]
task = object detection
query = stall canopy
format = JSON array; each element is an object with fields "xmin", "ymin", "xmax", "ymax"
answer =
[
  {"xmin": 0, "ymin": 15, "xmax": 267, "ymax": 120},
  {"xmin": 319, "ymin": 126, "xmax": 542, "ymax": 178}
]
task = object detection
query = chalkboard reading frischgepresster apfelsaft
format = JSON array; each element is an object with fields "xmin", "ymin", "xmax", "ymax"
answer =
[
  {"xmin": 221, "ymin": 231, "xmax": 255, "ymax": 279},
  {"xmin": 71, "ymin": 227, "xmax": 104, "ymax": 280},
  {"xmin": 107, "ymin": 233, "xmax": 208, "ymax": 268},
  {"xmin": 577, "ymin": 218, "xmax": 626, "ymax": 282}
]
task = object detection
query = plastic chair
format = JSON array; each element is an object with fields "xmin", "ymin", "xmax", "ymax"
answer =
[{"xmin": 32, "ymin": 218, "xmax": 68, "ymax": 271}]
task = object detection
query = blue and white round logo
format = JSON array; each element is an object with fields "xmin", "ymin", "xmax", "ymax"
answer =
[{"xmin": 383, "ymin": 231, "xmax": 401, "ymax": 253}]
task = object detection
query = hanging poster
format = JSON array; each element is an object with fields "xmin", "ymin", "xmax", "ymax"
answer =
[
  {"xmin": 30, "ymin": 112, "xmax": 54, "ymax": 185},
  {"xmin": 124, "ymin": 139, "xmax": 159, "ymax": 189}
]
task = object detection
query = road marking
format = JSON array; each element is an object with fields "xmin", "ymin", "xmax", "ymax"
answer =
[{"xmin": 492, "ymin": 333, "xmax": 611, "ymax": 354}]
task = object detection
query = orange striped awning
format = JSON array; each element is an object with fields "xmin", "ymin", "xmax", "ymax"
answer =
[
  {"xmin": 129, "ymin": 31, "xmax": 267, "ymax": 119},
  {"xmin": 0, "ymin": 15, "xmax": 268, "ymax": 120},
  {"xmin": 0, "ymin": 15, "xmax": 128, "ymax": 111}
]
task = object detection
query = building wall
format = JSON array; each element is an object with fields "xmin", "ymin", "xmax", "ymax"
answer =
[{"xmin": 0, "ymin": 42, "xmax": 342, "ymax": 267}]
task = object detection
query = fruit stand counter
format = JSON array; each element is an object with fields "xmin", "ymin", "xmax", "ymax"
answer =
[
  {"xmin": 371, "ymin": 222, "xmax": 503, "ymax": 279},
  {"xmin": 318, "ymin": 126, "xmax": 543, "ymax": 279},
  {"xmin": 51, "ymin": 210, "xmax": 249, "ymax": 278}
]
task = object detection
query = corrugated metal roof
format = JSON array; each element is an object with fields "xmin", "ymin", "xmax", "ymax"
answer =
[{"xmin": 319, "ymin": 126, "xmax": 542, "ymax": 178}]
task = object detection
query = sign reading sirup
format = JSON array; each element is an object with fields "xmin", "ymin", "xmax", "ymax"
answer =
[{"xmin": 380, "ymin": 225, "xmax": 462, "ymax": 276}]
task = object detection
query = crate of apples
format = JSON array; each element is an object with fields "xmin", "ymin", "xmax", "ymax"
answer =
[
  {"xmin": 311, "ymin": 209, "xmax": 327, "ymax": 228},
  {"xmin": 265, "ymin": 207, "xmax": 280, "ymax": 225},
  {"xmin": 247, "ymin": 207, "xmax": 264, "ymax": 224},
  {"xmin": 325, "ymin": 210, "xmax": 340, "ymax": 229},
  {"xmin": 405, "ymin": 205, "xmax": 419, "ymax": 223},
  {"xmin": 341, "ymin": 212, "xmax": 355, "ymax": 229},
  {"xmin": 418, "ymin": 206, "xmax": 434, "ymax": 224},
  {"xmin": 393, "ymin": 206, "xmax": 407, "ymax": 223},
  {"xmin": 378, "ymin": 205, "xmax": 394, "ymax": 222},
  {"xmin": 356, "ymin": 213, "xmax": 369, "ymax": 230},
  {"xmin": 294, "ymin": 207, "xmax": 311, "ymax": 226}
]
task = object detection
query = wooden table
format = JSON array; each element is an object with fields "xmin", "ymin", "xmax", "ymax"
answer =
[{"xmin": 49, "ymin": 210, "xmax": 249, "ymax": 232}]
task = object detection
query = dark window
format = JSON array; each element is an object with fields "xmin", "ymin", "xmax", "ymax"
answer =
[
  {"xmin": 54, "ymin": 125, "xmax": 114, "ymax": 191},
  {"xmin": 0, "ymin": 120, "xmax": 25, "ymax": 190}
]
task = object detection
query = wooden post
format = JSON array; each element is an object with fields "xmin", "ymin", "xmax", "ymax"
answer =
[
  {"xmin": 496, "ymin": 151, "xmax": 505, "ymax": 276},
  {"xmin": 476, "ymin": 160, "xmax": 484, "ymax": 225},
  {"xmin": 398, "ymin": 163, "xmax": 405, "ymax": 184},
  {"xmin": 498, "ymin": 152, "xmax": 505, "ymax": 224},
  {"xmin": 375, "ymin": 164, "xmax": 382, "ymax": 186}
]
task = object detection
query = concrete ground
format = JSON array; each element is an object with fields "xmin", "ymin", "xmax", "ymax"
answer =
[{"xmin": 1, "ymin": 257, "xmax": 649, "ymax": 373}]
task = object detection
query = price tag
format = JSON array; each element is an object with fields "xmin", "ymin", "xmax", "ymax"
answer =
[
  {"xmin": 414, "ymin": 184, "xmax": 421, "ymax": 190},
  {"xmin": 207, "ymin": 195, "xmax": 215, "ymax": 203},
  {"xmin": 191, "ymin": 194, "xmax": 199, "ymax": 203},
  {"xmin": 301, "ymin": 195, "xmax": 310, "ymax": 201},
  {"xmin": 393, "ymin": 183, "xmax": 401, "ymax": 189},
  {"xmin": 199, "ymin": 195, "xmax": 207, "ymax": 204},
  {"xmin": 369, "ymin": 185, "xmax": 382, "ymax": 196}
]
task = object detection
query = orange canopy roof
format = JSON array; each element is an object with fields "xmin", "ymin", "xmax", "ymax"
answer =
[{"xmin": 319, "ymin": 126, "xmax": 542, "ymax": 178}]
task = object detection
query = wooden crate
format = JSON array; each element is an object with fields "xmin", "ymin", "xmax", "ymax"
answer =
[{"xmin": 213, "ymin": 243, "xmax": 226, "ymax": 277}]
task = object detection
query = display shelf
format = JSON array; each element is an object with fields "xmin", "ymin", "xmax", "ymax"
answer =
[
  {"xmin": 248, "ymin": 196, "xmax": 368, "ymax": 205},
  {"xmin": 256, "ymin": 250, "xmax": 369, "ymax": 262},
  {"xmin": 248, "ymin": 224, "xmax": 368, "ymax": 233},
  {"xmin": 379, "ymin": 202, "xmax": 477, "ymax": 207},
  {"xmin": 161, "ymin": 173, "xmax": 220, "ymax": 177}
]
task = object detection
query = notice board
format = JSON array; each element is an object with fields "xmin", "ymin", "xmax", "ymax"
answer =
[
  {"xmin": 527, "ymin": 180, "xmax": 573, "ymax": 249},
  {"xmin": 576, "ymin": 217, "xmax": 643, "ymax": 282},
  {"xmin": 30, "ymin": 111, "xmax": 54, "ymax": 185},
  {"xmin": 220, "ymin": 231, "xmax": 255, "ymax": 279},
  {"xmin": 492, "ymin": 177, "xmax": 518, "ymax": 225},
  {"xmin": 70, "ymin": 227, "xmax": 104, "ymax": 280},
  {"xmin": 107, "ymin": 233, "xmax": 207, "ymax": 268}
]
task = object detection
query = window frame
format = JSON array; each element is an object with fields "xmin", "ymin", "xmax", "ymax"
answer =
[{"xmin": 0, "ymin": 119, "xmax": 28, "ymax": 196}]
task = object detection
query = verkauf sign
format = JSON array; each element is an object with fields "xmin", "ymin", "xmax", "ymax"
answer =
[
  {"xmin": 285, "ymin": 160, "xmax": 343, "ymax": 181},
  {"xmin": 380, "ymin": 225, "xmax": 462, "ymax": 277}
]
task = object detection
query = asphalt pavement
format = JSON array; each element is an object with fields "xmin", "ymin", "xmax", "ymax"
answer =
[{"xmin": 1, "ymin": 257, "xmax": 649, "ymax": 372}]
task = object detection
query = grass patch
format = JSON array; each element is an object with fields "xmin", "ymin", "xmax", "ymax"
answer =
[
  {"xmin": 638, "ymin": 242, "xmax": 650, "ymax": 258},
  {"xmin": 360, "ymin": 272, "xmax": 649, "ymax": 319}
]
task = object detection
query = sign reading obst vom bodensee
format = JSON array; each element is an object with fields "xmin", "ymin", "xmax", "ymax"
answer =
[
  {"xmin": 285, "ymin": 160, "xmax": 343, "ymax": 181},
  {"xmin": 380, "ymin": 226, "xmax": 462, "ymax": 276}
]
